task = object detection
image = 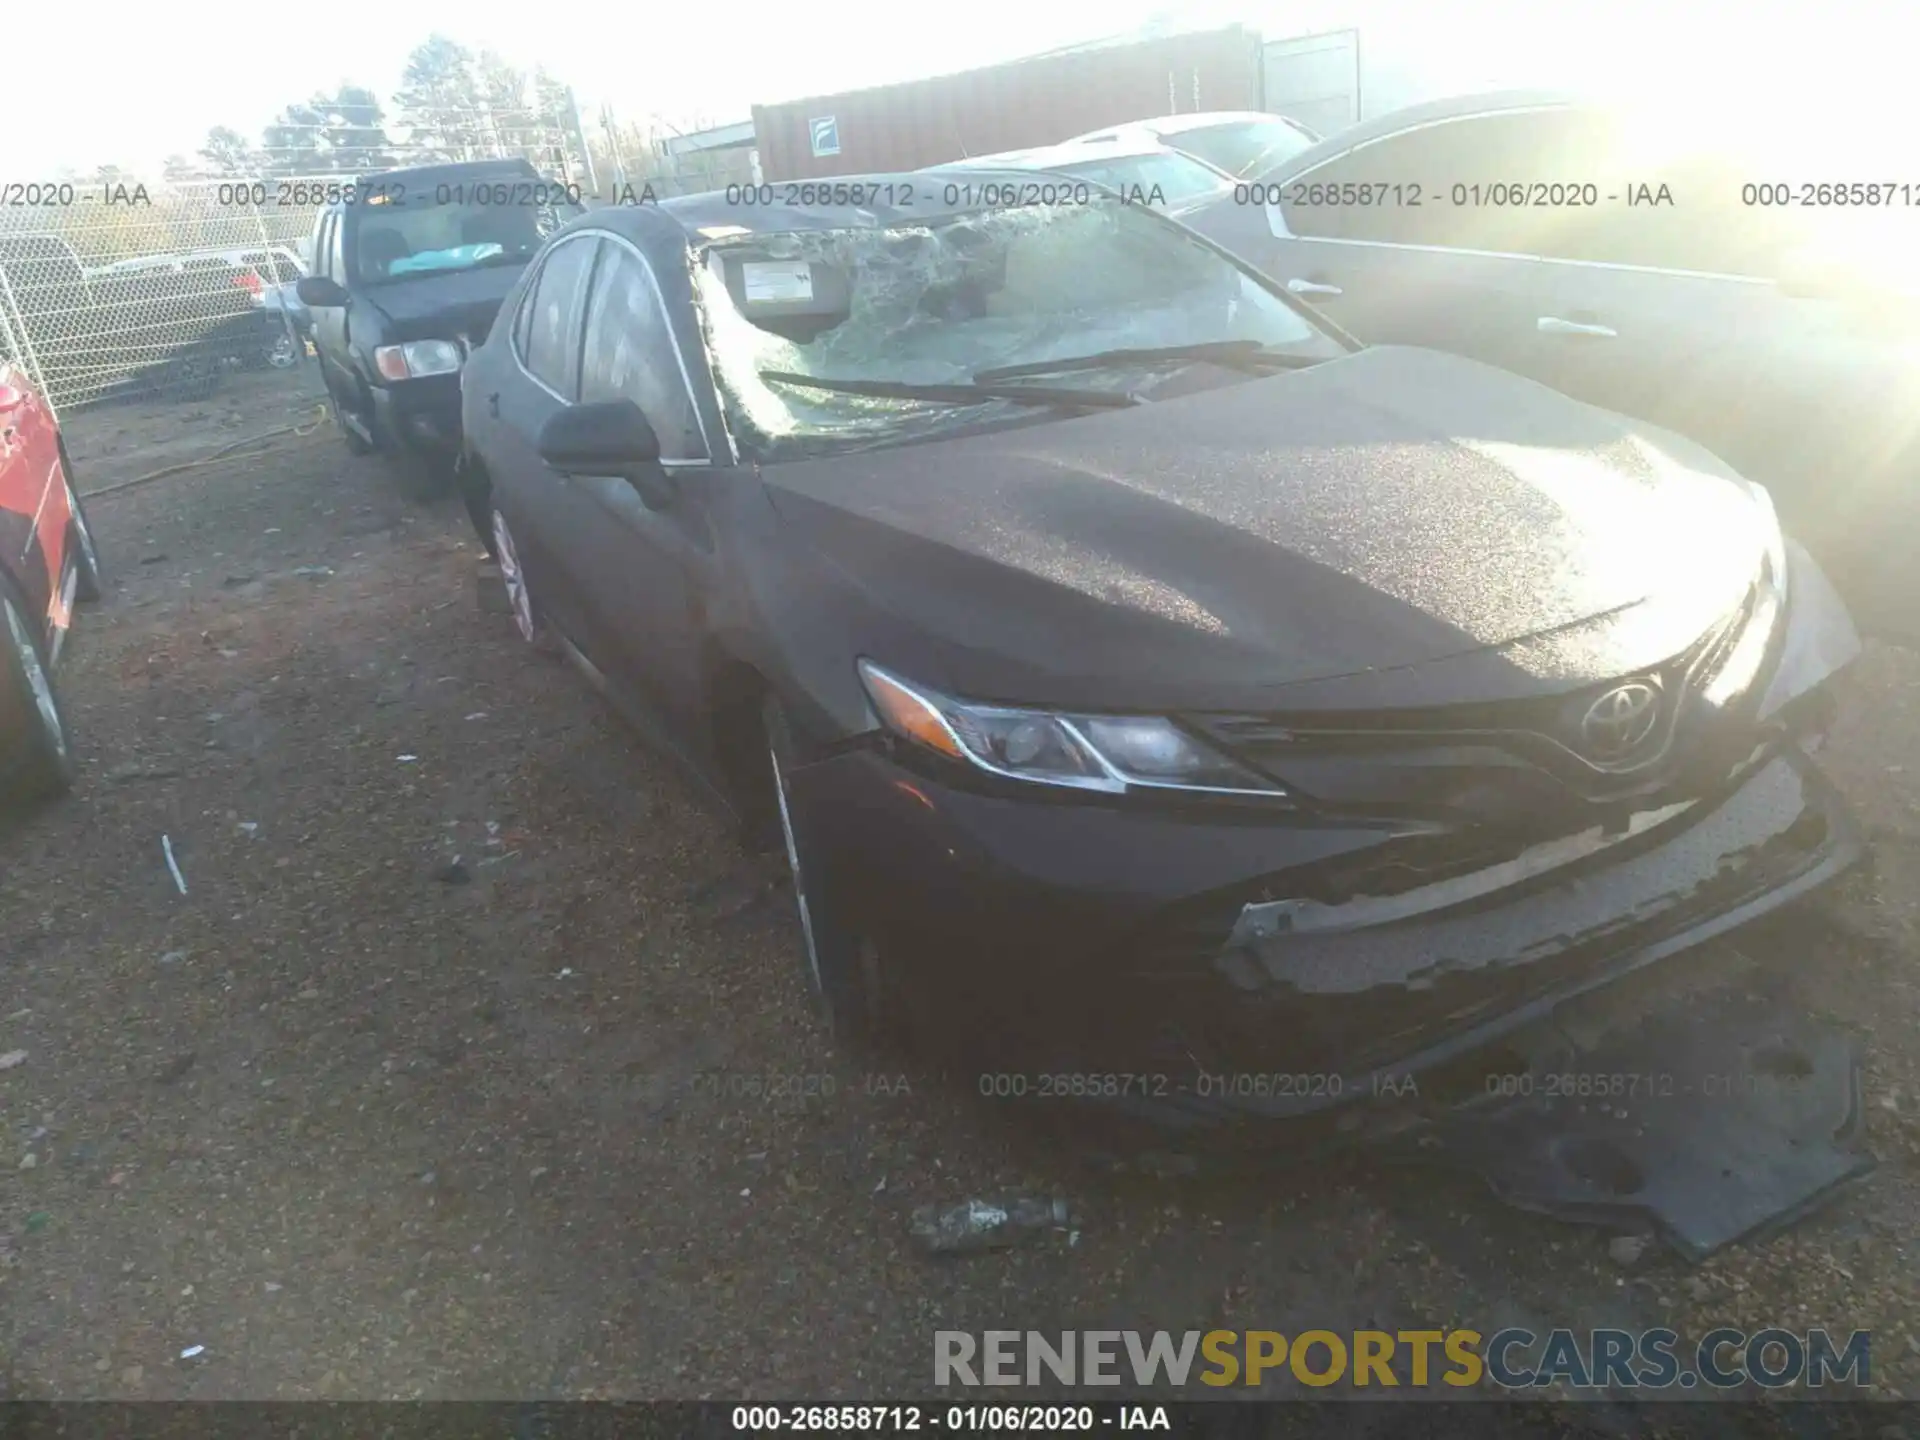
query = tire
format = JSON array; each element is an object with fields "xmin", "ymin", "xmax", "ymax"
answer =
[
  {"xmin": 490, "ymin": 506, "xmax": 550, "ymax": 649},
  {"xmin": 0, "ymin": 579, "xmax": 76, "ymax": 804},
  {"xmin": 58, "ymin": 443, "xmax": 103, "ymax": 603},
  {"xmin": 159, "ymin": 352, "xmax": 222, "ymax": 404},
  {"xmin": 323, "ymin": 371, "xmax": 375, "ymax": 456},
  {"xmin": 763, "ymin": 694, "xmax": 903, "ymax": 1051}
]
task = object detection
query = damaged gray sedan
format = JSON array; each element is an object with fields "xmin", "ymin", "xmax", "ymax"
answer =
[{"xmin": 458, "ymin": 180, "xmax": 1867, "ymax": 1219}]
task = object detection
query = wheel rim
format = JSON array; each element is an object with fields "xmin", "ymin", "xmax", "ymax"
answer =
[
  {"xmin": 769, "ymin": 743, "xmax": 825, "ymax": 995},
  {"xmin": 491, "ymin": 509, "xmax": 537, "ymax": 644},
  {"xmin": 5, "ymin": 597, "xmax": 66, "ymax": 760}
]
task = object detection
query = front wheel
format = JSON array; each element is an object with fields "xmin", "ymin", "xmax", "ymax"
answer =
[
  {"xmin": 490, "ymin": 506, "xmax": 550, "ymax": 650},
  {"xmin": 763, "ymin": 695, "xmax": 903, "ymax": 1051},
  {"xmin": 0, "ymin": 581, "xmax": 75, "ymax": 804},
  {"xmin": 266, "ymin": 319, "xmax": 301, "ymax": 369},
  {"xmin": 322, "ymin": 370, "xmax": 375, "ymax": 456}
]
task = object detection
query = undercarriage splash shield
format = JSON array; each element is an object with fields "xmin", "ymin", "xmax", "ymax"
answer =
[{"xmin": 1389, "ymin": 990, "xmax": 1875, "ymax": 1262}]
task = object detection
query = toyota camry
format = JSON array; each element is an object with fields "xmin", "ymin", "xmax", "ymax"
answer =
[{"xmin": 455, "ymin": 178, "xmax": 1865, "ymax": 1130}]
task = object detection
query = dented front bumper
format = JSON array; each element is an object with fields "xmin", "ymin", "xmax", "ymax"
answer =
[
  {"xmin": 792, "ymin": 542, "xmax": 1865, "ymax": 1130},
  {"xmin": 1147, "ymin": 742, "xmax": 1862, "ymax": 1126},
  {"xmin": 802, "ymin": 734, "xmax": 1859, "ymax": 1121}
]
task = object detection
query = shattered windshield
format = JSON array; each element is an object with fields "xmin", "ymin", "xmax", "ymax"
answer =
[{"xmin": 696, "ymin": 200, "xmax": 1339, "ymax": 459}]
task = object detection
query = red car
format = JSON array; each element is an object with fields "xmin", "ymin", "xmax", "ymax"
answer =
[{"xmin": 0, "ymin": 363, "xmax": 101, "ymax": 802}]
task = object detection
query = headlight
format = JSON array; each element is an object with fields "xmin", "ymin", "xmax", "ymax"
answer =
[
  {"xmin": 1701, "ymin": 483, "xmax": 1790, "ymax": 708},
  {"xmin": 1745, "ymin": 481, "xmax": 1789, "ymax": 602},
  {"xmin": 857, "ymin": 659, "xmax": 1285, "ymax": 797},
  {"xmin": 373, "ymin": 339, "xmax": 463, "ymax": 381}
]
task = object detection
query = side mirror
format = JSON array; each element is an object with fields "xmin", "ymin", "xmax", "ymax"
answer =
[
  {"xmin": 536, "ymin": 400, "xmax": 675, "ymax": 509},
  {"xmin": 295, "ymin": 275, "xmax": 348, "ymax": 307}
]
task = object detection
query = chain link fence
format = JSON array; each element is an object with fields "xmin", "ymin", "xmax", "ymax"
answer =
[
  {"xmin": 0, "ymin": 119, "xmax": 588, "ymax": 416},
  {"xmin": 0, "ymin": 183, "xmax": 323, "ymax": 414}
]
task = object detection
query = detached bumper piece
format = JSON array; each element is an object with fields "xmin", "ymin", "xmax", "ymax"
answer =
[
  {"xmin": 1070, "ymin": 746, "xmax": 1876, "ymax": 1252},
  {"xmin": 1386, "ymin": 989, "xmax": 1875, "ymax": 1263}
]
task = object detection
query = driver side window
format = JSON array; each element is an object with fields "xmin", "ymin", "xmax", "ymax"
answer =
[
  {"xmin": 511, "ymin": 264, "xmax": 538, "ymax": 359},
  {"xmin": 321, "ymin": 213, "xmax": 345, "ymax": 283},
  {"xmin": 1529, "ymin": 147, "xmax": 1805, "ymax": 278},
  {"xmin": 577, "ymin": 243, "xmax": 708, "ymax": 462},
  {"xmin": 1280, "ymin": 109, "xmax": 1614, "ymax": 253},
  {"xmin": 521, "ymin": 235, "xmax": 598, "ymax": 398}
]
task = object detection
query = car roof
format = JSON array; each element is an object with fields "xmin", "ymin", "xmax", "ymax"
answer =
[
  {"xmin": 1068, "ymin": 110, "xmax": 1299, "ymax": 144},
  {"xmin": 934, "ymin": 135, "xmax": 1182, "ymax": 170},
  {"xmin": 0, "ymin": 233, "xmax": 79, "ymax": 255},
  {"xmin": 1148, "ymin": 111, "xmax": 1310, "ymax": 136},
  {"xmin": 648, "ymin": 167, "xmax": 1138, "ymax": 242},
  {"xmin": 1054, "ymin": 125, "xmax": 1246, "ymax": 178},
  {"xmin": 1252, "ymin": 89, "xmax": 1596, "ymax": 181}
]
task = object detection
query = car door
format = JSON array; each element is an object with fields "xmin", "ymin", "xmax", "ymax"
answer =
[
  {"xmin": 1510, "ymin": 135, "xmax": 1920, "ymax": 636},
  {"xmin": 1258, "ymin": 106, "xmax": 1608, "ymax": 382},
  {"xmin": 310, "ymin": 211, "xmax": 353, "ymax": 390},
  {"xmin": 0, "ymin": 368, "xmax": 69, "ymax": 642},
  {"xmin": 560, "ymin": 236, "xmax": 719, "ymax": 741},
  {"xmin": 481, "ymin": 231, "xmax": 605, "ymax": 649}
]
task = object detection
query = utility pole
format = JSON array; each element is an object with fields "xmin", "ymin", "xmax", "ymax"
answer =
[
  {"xmin": 567, "ymin": 88, "xmax": 600, "ymax": 197},
  {"xmin": 602, "ymin": 106, "xmax": 629, "ymax": 195}
]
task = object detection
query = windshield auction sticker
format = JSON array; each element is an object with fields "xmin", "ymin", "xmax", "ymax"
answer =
[{"xmin": 741, "ymin": 260, "xmax": 817, "ymax": 303}]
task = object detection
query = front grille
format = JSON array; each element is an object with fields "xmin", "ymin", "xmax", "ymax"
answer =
[{"xmin": 1189, "ymin": 594, "xmax": 1760, "ymax": 832}]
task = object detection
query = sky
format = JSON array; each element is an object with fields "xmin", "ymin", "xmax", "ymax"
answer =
[{"xmin": 7, "ymin": 0, "xmax": 1916, "ymax": 177}]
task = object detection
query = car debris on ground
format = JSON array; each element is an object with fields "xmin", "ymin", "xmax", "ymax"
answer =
[{"xmin": 910, "ymin": 1196, "xmax": 1073, "ymax": 1255}]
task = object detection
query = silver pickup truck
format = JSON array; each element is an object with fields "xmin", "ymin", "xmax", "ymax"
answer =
[{"xmin": 93, "ymin": 246, "xmax": 310, "ymax": 365}]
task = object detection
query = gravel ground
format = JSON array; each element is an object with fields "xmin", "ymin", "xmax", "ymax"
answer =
[{"xmin": 0, "ymin": 370, "xmax": 1917, "ymax": 1403}]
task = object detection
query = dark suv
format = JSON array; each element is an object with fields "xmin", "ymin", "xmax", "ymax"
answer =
[{"xmin": 297, "ymin": 158, "xmax": 584, "ymax": 480}]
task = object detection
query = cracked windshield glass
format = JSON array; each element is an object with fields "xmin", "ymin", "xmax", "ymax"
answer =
[{"xmin": 698, "ymin": 201, "xmax": 1338, "ymax": 454}]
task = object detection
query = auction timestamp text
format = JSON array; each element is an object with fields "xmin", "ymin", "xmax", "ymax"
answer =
[{"xmin": 731, "ymin": 1405, "xmax": 1121, "ymax": 1431}]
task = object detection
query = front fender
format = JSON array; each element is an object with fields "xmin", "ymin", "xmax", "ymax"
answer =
[{"xmin": 1757, "ymin": 539, "xmax": 1861, "ymax": 723}]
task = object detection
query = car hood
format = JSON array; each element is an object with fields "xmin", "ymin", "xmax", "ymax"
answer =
[
  {"xmin": 364, "ymin": 263, "xmax": 527, "ymax": 344},
  {"xmin": 762, "ymin": 345, "xmax": 1771, "ymax": 714}
]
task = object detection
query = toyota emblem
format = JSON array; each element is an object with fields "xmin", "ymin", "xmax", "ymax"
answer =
[{"xmin": 1579, "ymin": 681, "xmax": 1660, "ymax": 761}]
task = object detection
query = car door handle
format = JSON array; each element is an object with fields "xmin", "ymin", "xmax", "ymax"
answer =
[
  {"xmin": 1286, "ymin": 278, "xmax": 1343, "ymax": 297},
  {"xmin": 1537, "ymin": 316, "xmax": 1618, "ymax": 338},
  {"xmin": 486, "ymin": 393, "xmax": 500, "ymax": 418}
]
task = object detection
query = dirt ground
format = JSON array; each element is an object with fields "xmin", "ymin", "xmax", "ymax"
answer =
[{"xmin": 1, "ymin": 366, "xmax": 1918, "ymax": 1403}]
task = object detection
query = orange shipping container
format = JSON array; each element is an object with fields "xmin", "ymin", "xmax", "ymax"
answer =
[{"xmin": 752, "ymin": 27, "xmax": 1265, "ymax": 182}]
